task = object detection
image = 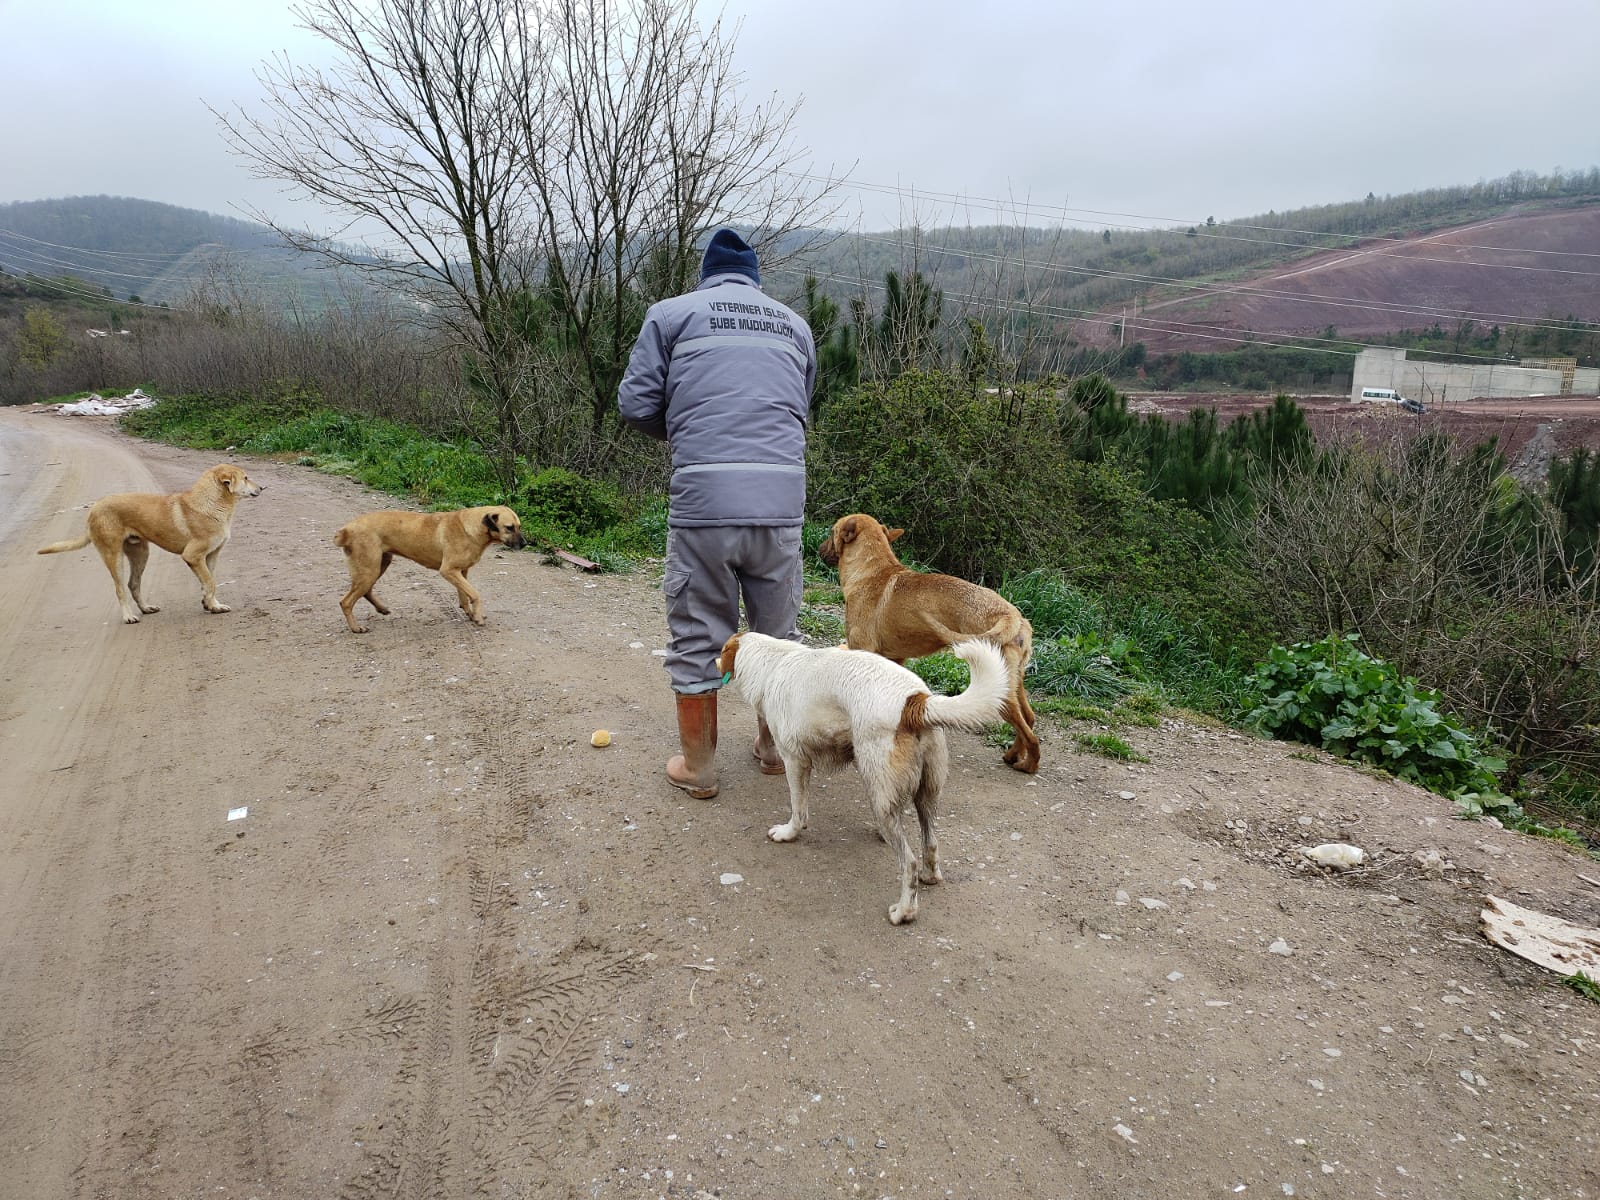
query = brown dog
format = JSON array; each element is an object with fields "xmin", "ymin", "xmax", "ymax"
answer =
[
  {"xmin": 818, "ymin": 513, "xmax": 1040, "ymax": 773},
  {"xmin": 334, "ymin": 505, "xmax": 526, "ymax": 633},
  {"xmin": 36, "ymin": 463, "xmax": 264, "ymax": 623}
]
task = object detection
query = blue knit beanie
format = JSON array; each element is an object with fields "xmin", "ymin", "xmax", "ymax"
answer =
[{"xmin": 700, "ymin": 228, "xmax": 760, "ymax": 284}]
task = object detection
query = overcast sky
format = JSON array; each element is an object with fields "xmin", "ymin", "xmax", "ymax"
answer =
[{"xmin": 4, "ymin": 0, "xmax": 1597, "ymax": 239}]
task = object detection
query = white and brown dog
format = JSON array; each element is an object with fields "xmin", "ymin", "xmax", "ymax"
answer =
[{"xmin": 716, "ymin": 631, "xmax": 1008, "ymax": 925}]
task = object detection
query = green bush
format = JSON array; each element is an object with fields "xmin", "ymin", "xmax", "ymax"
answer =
[
  {"xmin": 807, "ymin": 371, "xmax": 1266, "ymax": 641},
  {"xmin": 518, "ymin": 466, "xmax": 623, "ymax": 538},
  {"xmin": 1245, "ymin": 633, "xmax": 1517, "ymax": 817}
]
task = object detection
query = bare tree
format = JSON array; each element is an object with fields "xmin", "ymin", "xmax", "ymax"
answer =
[
  {"xmin": 217, "ymin": 0, "xmax": 549, "ymax": 478},
  {"xmin": 514, "ymin": 0, "xmax": 842, "ymax": 465},
  {"xmin": 218, "ymin": 0, "xmax": 840, "ymax": 479}
]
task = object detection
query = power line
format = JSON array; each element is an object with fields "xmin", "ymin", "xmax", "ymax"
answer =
[
  {"xmin": 797, "ymin": 267, "xmax": 1366, "ymax": 360},
  {"xmin": 787, "ymin": 171, "xmax": 1600, "ymax": 275},
  {"xmin": 0, "ymin": 224, "xmax": 225, "ymax": 265},
  {"xmin": 850, "ymin": 232, "xmax": 1597, "ymax": 338},
  {"xmin": 790, "ymin": 264, "xmax": 1590, "ymax": 367}
]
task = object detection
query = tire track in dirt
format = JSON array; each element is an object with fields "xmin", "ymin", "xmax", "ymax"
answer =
[{"xmin": 329, "ymin": 577, "xmax": 646, "ymax": 1197}]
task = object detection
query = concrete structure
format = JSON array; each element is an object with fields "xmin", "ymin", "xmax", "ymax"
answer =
[{"xmin": 1351, "ymin": 347, "xmax": 1596, "ymax": 404}]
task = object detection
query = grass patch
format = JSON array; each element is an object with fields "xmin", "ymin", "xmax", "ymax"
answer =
[
  {"xmin": 1112, "ymin": 691, "xmax": 1165, "ymax": 727},
  {"xmin": 121, "ymin": 393, "xmax": 662, "ymax": 568},
  {"xmin": 1001, "ymin": 569, "xmax": 1255, "ymax": 717},
  {"xmin": 1075, "ymin": 732, "xmax": 1149, "ymax": 762},
  {"xmin": 1563, "ymin": 971, "xmax": 1600, "ymax": 1005},
  {"xmin": 797, "ymin": 607, "xmax": 845, "ymax": 644},
  {"xmin": 1035, "ymin": 695, "xmax": 1115, "ymax": 723},
  {"xmin": 908, "ymin": 650, "xmax": 970, "ymax": 695}
]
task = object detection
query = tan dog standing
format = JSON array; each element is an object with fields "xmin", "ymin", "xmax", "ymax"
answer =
[
  {"xmin": 335, "ymin": 505, "xmax": 525, "ymax": 633},
  {"xmin": 818, "ymin": 512, "xmax": 1040, "ymax": 773},
  {"xmin": 36, "ymin": 463, "xmax": 264, "ymax": 623}
]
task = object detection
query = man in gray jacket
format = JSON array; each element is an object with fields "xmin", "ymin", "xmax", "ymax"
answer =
[{"xmin": 618, "ymin": 229, "xmax": 818, "ymax": 798}]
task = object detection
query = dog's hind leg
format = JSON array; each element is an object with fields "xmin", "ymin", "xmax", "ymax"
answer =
[
  {"xmin": 768, "ymin": 756, "xmax": 812, "ymax": 842},
  {"xmin": 364, "ymin": 551, "xmax": 394, "ymax": 616},
  {"xmin": 1000, "ymin": 651, "xmax": 1042, "ymax": 773},
  {"xmin": 339, "ymin": 549, "xmax": 384, "ymax": 634},
  {"xmin": 94, "ymin": 534, "xmax": 143, "ymax": 624},
  {"xmin": 1000, "ymin": 697, "xmax": 1041, "ymax": 773},
  {"xmin": 912, "ymin": 734, "xmax": 948, "ymax": 886},
  {"xmin": 862, "ymin": 750, "xmax": 922, "ymax": 924},
  {"xmin": 884, "ymin": 807, "xmax": 920, "ymax": 925},
  {"xmin": 124, "ymin": 537, "xmax": 160, "ymax": 616}
]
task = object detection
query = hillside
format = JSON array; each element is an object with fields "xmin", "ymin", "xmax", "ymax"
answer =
[
  {"xmin": 0, "ymin": 195, "xmax": 377, "ymax": 312},
  {"xmin": 6, "ymin": 178, "xmax": 1598, "ymax": 368},
  {"xmin": 1093, "ymin": 202, "xmax": 1600, "ymax": 355}
]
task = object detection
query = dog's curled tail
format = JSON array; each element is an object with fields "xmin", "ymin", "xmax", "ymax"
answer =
[
  {"xmin": 333, "ymin": 526, "xmax": 352, "ymax": 552},
  {"xmin": 901, "ymin": 639, "xmax": 1009, "ymax": 735},
  {"xmin": 37, "ymin": 530, "xmax": 92, "ymax": 555}
]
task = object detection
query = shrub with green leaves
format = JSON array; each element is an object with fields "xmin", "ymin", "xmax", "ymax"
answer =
[
  {"xmin": 518, "ymin": 466, "xmax": 622, "ymax": 539},
  {"xmin": 1245, "ymin": 633, "xmax": 1517, "ymax": 817}
]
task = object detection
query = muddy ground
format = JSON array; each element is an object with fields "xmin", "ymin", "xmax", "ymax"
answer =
[{"xmin": 1, "ymin": 406, "xmax": 1597, "ymax": 1200}]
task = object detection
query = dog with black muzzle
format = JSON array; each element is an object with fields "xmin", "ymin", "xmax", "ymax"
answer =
[
  {"xmin": 334, "ymin": 505, "xmax": 526, "ymax": 633},
  {"xmin": 717, "ymin": 631, "xmax": 1007, "ymax": 925}
]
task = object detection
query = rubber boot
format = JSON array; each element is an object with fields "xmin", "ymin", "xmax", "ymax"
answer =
[
  {"xmin": 666, "ymin": 691, "xmax": 719, "ymax": 798},
  {"xmin": 754, "ymin": 715, "xmax": 785, "ymax": 775}
]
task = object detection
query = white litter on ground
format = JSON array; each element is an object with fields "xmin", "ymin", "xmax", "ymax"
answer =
[{"xmin": 49, "ymin": 388, "xmax": 157, "ymax": 416}]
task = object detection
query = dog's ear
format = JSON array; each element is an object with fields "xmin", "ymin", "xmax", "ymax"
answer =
[
  {"xmin": 482, "ymin": 511, "xmax": 501, "ymax": 534},
  {"xmin": 885, "ymin": 527, "xmax": 905, "ymax": 543},
  {"xmin": 218, "ymin": 469, "xmax": 237, "ymax": 494},
  {"xmin": 838, "ymin": 516, "xmax": 859, "ymax": 545}
]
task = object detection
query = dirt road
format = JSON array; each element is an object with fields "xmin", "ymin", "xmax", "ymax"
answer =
[{"xmin": 2, "ymin": 408, "xmax": 1597, "ymax": 1200}]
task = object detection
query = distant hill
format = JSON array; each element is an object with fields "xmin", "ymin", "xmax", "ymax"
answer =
[
  {"xmin": 1082, "ymin": 202, "xmax": 1600, "ymax": 354},
  {"xmin": 0, "ymin": 196, "xmax": 374, "ymax": 312},
  {"xmin": 767, "ymin": 169, "xmax": 1600, "ymax": 362},
  {"xmin": 6, "ymin": 174, "xmax": 1597, "ymax": 362}
]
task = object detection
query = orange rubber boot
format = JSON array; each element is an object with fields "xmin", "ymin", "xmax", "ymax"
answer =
[{"xmin": 666, "ymin": 692, "xmax": 719, "ymax": 798}]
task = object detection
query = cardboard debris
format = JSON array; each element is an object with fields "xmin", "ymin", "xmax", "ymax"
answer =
[
  {"xmin": 555, "ymin": 549, "xmax": 601, "ymax": 573},
  {"xmin": 1480, "ymin": 894, "xmax": 1600, "ymax": 977}
]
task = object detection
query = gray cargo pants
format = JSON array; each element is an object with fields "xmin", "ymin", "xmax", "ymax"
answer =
[{"xmin": 663, "ymin": 524, "xmax": 804, "ymax": 693}]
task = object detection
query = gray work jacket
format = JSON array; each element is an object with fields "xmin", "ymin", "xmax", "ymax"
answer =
[{"xmin": 618, "ymin": 274, "xmax": 817, "ymax": 527}]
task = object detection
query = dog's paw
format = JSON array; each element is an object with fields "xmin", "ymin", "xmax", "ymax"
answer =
[
  {"xmin": 139, "ymin": 603, "xmax": 160, "ymax": 614},
  {"xmin": 121, "ymin": 612, "xmax": 142, "ymax": 624},
  {"xmin": 768, "ymin": 821, "xmax": 802, "ymax": 842},
  {"xmin": 918, "ymin": 861, "xmax": 944, "ymax": 885},
  {"xmin": 205, "ymin": 602, "xmax": 232, "ymax": 613},
  {"xmin": 888, "ymin": 898, "xmax": 918, "ymax": 925},
  {"xmin": 349, "ymin": 624, "xmax": 369, "ymax": 634}
]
